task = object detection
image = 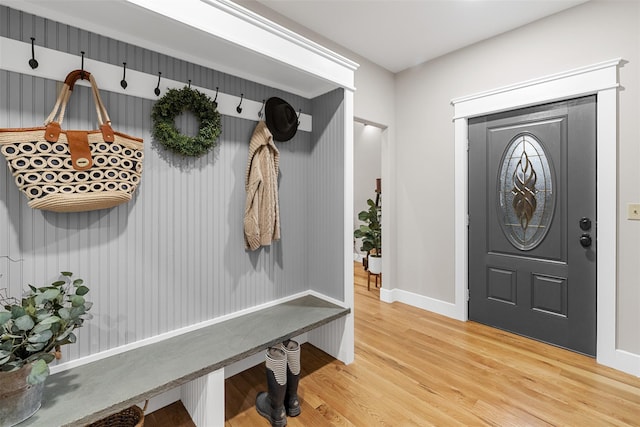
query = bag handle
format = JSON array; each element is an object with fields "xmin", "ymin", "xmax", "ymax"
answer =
[
  {"xmin": 64, "ymin": 69, "xmax": 90, "ymax": 89},
  {"xmin": 44, "ymin": 70, "xmax": 114, "ymax": 143}
]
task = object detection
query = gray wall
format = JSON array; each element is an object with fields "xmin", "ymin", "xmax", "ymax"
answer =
[
  {"xmin": 309, "ymin": 88, "xmax": 345, "ymax": 301},
  {"xmin": 394, "ymin": 0, "xmax": 640, "ymax": 354},
  {"xmin": 0, "ymin": 6, "xmax": 344, "ymax": 363}
]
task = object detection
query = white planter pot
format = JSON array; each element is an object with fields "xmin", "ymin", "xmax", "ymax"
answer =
[{"xmin": 368, "ymin": 256, "xmax": 382, "ymax": 275}]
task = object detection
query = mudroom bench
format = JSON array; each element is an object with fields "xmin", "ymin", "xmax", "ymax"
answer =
[{"xmin": 20, "ymin": 295, "xmax": 350, "ymax": 427}]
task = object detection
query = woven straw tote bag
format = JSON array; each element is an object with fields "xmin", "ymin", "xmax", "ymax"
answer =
[{"xmin": 0, "ymin": 69, "xmax": 143, "ymax": 212}]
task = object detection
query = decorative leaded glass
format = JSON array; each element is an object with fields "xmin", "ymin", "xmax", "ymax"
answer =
[{"xmin": 497, "ymin": 133, "xmax": 555, "ymax": 250}]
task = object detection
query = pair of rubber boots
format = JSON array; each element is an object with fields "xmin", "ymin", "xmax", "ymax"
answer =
[{"xmin": 255, "ymin": 340, "xmax": 301, "ymax": 427}]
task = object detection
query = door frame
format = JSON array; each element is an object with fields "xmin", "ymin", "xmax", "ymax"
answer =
[{"xmin": 451, "ymin": 58, "xmax": 629, "ymax": 373}]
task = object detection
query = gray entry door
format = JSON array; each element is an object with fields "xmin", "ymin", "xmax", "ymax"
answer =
[{"xmin": 468, "ymin": 96, "xmax": 596, "ymax": 356}]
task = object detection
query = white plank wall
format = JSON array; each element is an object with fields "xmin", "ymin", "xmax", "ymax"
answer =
[{"xmin": 0, "ymin": 6, "xmax": 345, "ymax": 368}]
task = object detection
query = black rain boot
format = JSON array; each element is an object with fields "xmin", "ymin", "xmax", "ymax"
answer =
[
  {"xmin": 280, "ymin": 340, "xmax": 301, "ymax": 417},
  {"xmin": 255, "ymin": 347, "xmax": 287, "ymax": 427}
]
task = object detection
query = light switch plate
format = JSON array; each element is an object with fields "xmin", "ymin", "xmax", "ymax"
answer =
[{"xmin": 628, "ymin": 203, "xmax": 640, "ymax": 220}]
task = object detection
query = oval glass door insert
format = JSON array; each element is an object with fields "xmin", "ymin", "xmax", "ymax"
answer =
[{"xmin": 497, "ymin": 133, "xmax": 555, "ymax": 250}]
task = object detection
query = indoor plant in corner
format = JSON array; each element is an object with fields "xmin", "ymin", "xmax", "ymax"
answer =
[
  {"xmin": 354, "ymin": 198, "xmax": 382, "ymax": 274},
  {"xmin": 0, "ymin": 272, "xmax": 92, "ymax": 427}
]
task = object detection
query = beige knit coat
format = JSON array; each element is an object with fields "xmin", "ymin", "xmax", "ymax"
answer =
[{"xmin": 244, "ymin": 121, "xmax": 281, "ymax": 250}]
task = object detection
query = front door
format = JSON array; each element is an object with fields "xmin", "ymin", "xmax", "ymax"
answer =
[{"xmin": 468, "ymin": 96, "xmax": 596, "ymax": 356}]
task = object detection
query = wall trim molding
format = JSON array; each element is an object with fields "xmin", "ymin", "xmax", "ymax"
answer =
[
  {"xmin": 450, "ymin": 58, "xmax": 640, "ymax": 377},
  {"xmin": 380, "ymin": 287, "xmax": 459, "ymax": 320},
  {"xmin": 451, "ymin": 58, "xmax": 621, "ymax": 117}
]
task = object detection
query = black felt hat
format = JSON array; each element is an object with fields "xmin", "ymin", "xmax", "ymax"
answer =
[{"xmin": 265, "ymin": 97, "xmax": 298, "ymax": 142}]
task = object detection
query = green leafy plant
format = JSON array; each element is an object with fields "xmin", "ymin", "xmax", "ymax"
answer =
[
  {"xmin": 0, "ymin": 272, "xmax": 92, "ymax": 384},
  {"xmin": 354, "ymin": 198, "xmax": 381, "ymax": 257}
]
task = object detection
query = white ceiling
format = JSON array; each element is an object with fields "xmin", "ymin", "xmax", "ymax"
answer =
[{"xmin": 256, "ymin": 0, "xmax": 589, "ymax": 73}]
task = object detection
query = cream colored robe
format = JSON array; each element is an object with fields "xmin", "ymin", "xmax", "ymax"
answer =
[{"xmin": 244, "ymin": 121, "xmax": 280, "ymax": 250}]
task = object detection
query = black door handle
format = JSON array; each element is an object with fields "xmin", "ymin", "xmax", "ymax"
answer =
[{"xmin": 580, "ymin": 233, "xmax": 592, "ymax": 248}]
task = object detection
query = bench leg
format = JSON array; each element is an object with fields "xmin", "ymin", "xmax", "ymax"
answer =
[
  {"xmin": 309, "ymin": 315, "xmax": 355, "ymax": 365},
  {"xmin": 181, "ymin": 368, "xmax": 225, "ymax": 426}
]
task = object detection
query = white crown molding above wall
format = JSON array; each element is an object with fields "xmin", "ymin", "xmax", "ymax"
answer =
[
  {"xmin": 0, "ymin": 36, "xmax": 313, "ymax": 131},
  {"xmin": 199, "ymin": 0, "xmax": 358, "ymax": 72},
  {"xmin": 0, "ymin": 0, "xmax": 359, "ymax": 99},
  {"xmin": 451, "ymin": 58, "xmax": 621, "ymax": 119}
]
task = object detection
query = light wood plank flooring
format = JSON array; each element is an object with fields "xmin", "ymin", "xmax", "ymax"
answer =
[
  {"xmin": 152, "ymin": 262, "xmax": 640, "ymax": 426},
  {"xmin": 145, "ymin": 401, "xmax": 196, "ymax": 427}
]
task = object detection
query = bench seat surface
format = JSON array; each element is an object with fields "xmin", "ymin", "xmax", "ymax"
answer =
[{"xmin": 20, "ymin": 294, "xmax": 350, "ymax": 426}]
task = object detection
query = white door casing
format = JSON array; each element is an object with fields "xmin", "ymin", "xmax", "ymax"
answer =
[{"xmin": 451, "ymin": 59, "xmax": 639, "ymax": 375}]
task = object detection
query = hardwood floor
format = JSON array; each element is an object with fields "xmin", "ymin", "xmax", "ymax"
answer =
[
  {"xmin": 152, "ymin": 262, "xmax": 640, "ymax": 426},
  {"xmin": 145, "ymin": 401, "xmax": 196, "ymax": 427}
]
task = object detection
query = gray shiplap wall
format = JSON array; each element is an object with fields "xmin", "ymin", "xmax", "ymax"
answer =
[
  {"xmin": 309, "ymin": 89, "xmax": 345, "ymax": 301},
  {"xmin": 0, "ymin": 6, "xmax": 344, "ymax": 364}
]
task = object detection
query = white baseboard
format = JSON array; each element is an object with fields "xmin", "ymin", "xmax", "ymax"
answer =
[
  {"xmin": 599, "ymin": 348, "xmax": 640, "ymax": 378},
  {"xmin": 381, "ymin": 290, "xmax": 639, "ymax": 378},
  {"xmin": 380, "ymin": 287, "xmax": 461, "ymax": 321}
]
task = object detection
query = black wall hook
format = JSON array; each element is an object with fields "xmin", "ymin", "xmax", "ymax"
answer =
[
  {"xmin": 28, "ymin": 37, "xmax": 38, "ymax": 69},
  {"xmin": 258, "ymin": 99, "xmax": 265, "ymax": 118},
  {"xmin": 188, "ymin": 80, "xmax": 191, "ymax": 89},
  {"xmin": 236, "ymin": 93, "xmax": 244, "ymax": 114},
  {"xmin": 154, "ymin": 72, "xmax": 162, "ymax": 96},
  {"xmin": 213, "ymin": 87, "xmax": 219, "ymax": 107},
  {"xmin": 120, "ymin": 62, "xmax": 127, "ymax": 89},
  {"xmin": 297, "ymin": 109, "xmax": 302, "ymax": 125},
  {"xmin": 80, "ymin": 51, "xmax": 85, "ymax": 79}
]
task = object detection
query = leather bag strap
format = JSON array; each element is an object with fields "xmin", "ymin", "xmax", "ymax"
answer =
[
  {"xmin": 64, "ymin": 69, "xmax": 89, "ymax": 89},
  {"xmin": 44, "ymin": 69, "xmax": 114, "ymax": 143}
]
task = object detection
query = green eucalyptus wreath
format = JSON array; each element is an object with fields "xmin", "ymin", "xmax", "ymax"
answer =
[{"xmin": 152, "ymin": 86, "xmax": 222, "ymax": 157}]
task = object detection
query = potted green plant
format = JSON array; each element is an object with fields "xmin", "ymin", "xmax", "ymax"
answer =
[
  {"xmin": 0, "ymin": 272, "xmax": 92, "ymax": 426},
  {"xmin": 354, "ymin": 198, "xmax": 382, "ymax": 274}
]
